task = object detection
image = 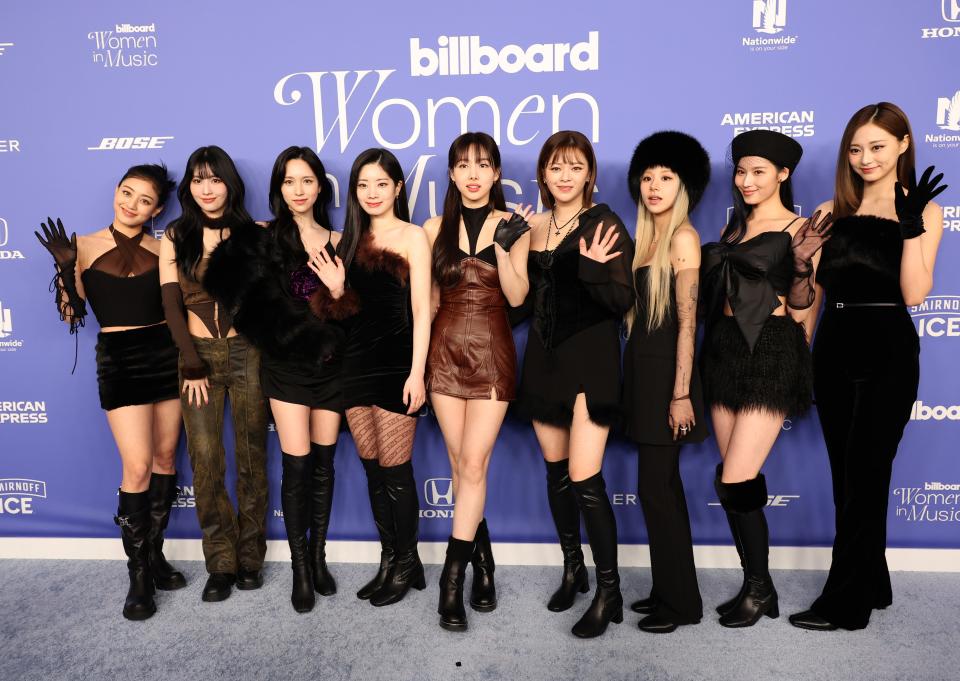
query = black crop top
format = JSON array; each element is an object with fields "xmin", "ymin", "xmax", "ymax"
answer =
[
  {"xmin": 700, "ymin": 229, "xmax": 794, "ymax": 351},
  {"xmin": 80, "ymin": 227, "xmax": 164, "ymax": 328},
  {"xmin": 459, "ymin": 205, "xmax": 497, "ymax": 267},
  {"xmin": 816, "ymin": 215, "xmax": 905, "ymax": 305}
]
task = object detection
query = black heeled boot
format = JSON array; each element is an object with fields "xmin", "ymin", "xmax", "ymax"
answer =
[
  {"xmin": 438, "ymin": 536, "xmax": 474, "ymax": 631},
  {"xmin": 147, "ymin": 473, "xmax": 187, "ymax": 591},
  {"xmin": 714, "ymin": 465, "xmax": 747, "ymax": 616},
  {"xmin": 309, "ymin": 442, "xmax": 337, "ymax": 596},
  {"xmin": 470, "ymin": 518, "xmax": 497, "ymax": 612},
  {"xmin": 370, "ymin": 461, "xmax": 426, "ymax": 607},
  {"xmin": 281, "ymin": 452, "xmax": 316, "ymax": 613},
  {"xmin": 570, "ymin": 472, "xmax": 623, "ymax": 638},
  {"xmin": 716, "ymin": 474, "xmax": 779, "ymax": 628},
  {"xmin": 545, "ymin": 459, "xmax": 590, "ymax": 612},
  {"xmin": 115, "ymin": 490, "xmax": 156, "ymax": 621},
  {"xmin": 357, "ymin": 458, "xmax": 395, "ymax": 600}
]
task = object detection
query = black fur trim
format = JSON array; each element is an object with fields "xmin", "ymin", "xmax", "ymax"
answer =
[
  {"xmin": 203, "ymin": 224, "xmax": 269, "ymax": 314},
  {"xmin": 628, "ymin": 131, "xmax": 711, "ymax": 212},
  {"xmin": 715, "ymin": 474, "xmax": 768, "ymax": 514}
]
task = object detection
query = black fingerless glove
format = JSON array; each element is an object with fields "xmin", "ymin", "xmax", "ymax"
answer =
[
  {"xmin": 50, "ymin": 261, "xmax": 87, "ymax": 333},
  {"xmin": 493, "ymin": 214, "xmax": 531, "ymax": 252}
]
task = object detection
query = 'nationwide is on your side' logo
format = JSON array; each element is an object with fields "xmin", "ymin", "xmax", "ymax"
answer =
[{"xmin": 743, "ymin": 0, "xmax": 797, "ymax": 51}]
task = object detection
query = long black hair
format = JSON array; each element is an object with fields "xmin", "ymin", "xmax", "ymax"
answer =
[
  {"xmin": 267, "ymin": 146, "xmax": 335, "ymax": 273},
  {"xmin": 433, "ymin": 132, "xmax": 506, "ymax": 288},
  {"xmin": 166, "ymin": 146, "xmax": 254, "ymax": 280},
  {"xmin": 722, "ymin": 165, "xmax": 795, "ymax": 245},
  {"xmin": 119, "ymin": 163, "xmax": 176, "ymax": 231},
  {"xmin": 339, "ymin": 148, "xmax": 410, "ymax": 271}
]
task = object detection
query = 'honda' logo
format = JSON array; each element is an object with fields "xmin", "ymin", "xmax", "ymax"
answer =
[{"xmin": 424, "ymin": 478, "xmax": 454, "ymax": 507}]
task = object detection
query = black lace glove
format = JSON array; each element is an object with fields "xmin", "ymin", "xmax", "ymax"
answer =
[
  {"xmin": 788, "ymin": 210, "xmax": 833, "ymax": 310},
  {"xmin": 493, "ymin": 214, "xmax": 531, "ymax": 252},
  {"xmin": 895, "ymin": 166, "xmax": 947, "ymax": 239},
  {"xmin": 34, "ymin": 217, "xmax": 86, "ymax": 332}
]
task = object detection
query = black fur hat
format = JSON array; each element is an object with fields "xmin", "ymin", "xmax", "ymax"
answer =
[{"xmin": 628, "ymin": 131, "xmax": 711, "ymax": 211}]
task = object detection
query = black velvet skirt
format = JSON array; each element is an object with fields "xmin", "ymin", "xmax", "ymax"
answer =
[
  {"xmin": 261, "ymin": 351, "xmax": 343, "ymax": 412},
  {"xmin": 701, "ymin": 315, "xmax": 812, "ymax": 417},
  {"xmin": 95, "ymin": 324, "xmax": 179, "ymax": 411}
]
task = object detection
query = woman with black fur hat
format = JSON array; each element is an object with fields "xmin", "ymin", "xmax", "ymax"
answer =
[
  {"xmin": 700, "ymin": 129, "xmax": 833, "ymax": 628},
  {"xmin": 622, "ymin": 131, "xmax": 710, "ymax": 633}
]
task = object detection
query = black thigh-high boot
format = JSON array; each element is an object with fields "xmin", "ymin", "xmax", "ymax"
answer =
[
  {"xmin": 470, "ymin": 518, "xmax": 497, "ymax": 612},
  {"xmin": 545, "ymin": 459, "xmax": 589, "ymax": 612},
  {"xmin": 438, "ymin": 536, "xmax": 474, "ymax": 631},
  {"xmin": 571, "ymin": 472, "xmax": 623, "ymax": 638},
  {"xmin": 115, "ymin": 490, "xmax": 156, "ymax": 620},
  {"xmin": 714, "ymin": 465, "xmax": 747, "ymax": 616},
  {"xmin": 309, "ymin": 442, "xmax": 337, "ymax": 596},
  {"xmin": 281, "ymin": 452, "xmax": 316, "ymax": 613},
  {"xmin": 370, "ymin": 461, "xmax": 426, "ymax": 606},
  {"xmin": 717, "ymin": 474, "xmax": 779, "ymax": 627},
  {"xmin": 147, "ymin": 472, "xmax": 187, "ymax": 591},
  {"xmin": 357, "ymin": 458, "xmax": 395, "ymax": 600}
]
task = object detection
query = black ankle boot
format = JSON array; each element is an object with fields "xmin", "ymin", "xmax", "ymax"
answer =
[
  {"xmin": 716, "ymin": 474, "xmax": 779, "ymax": 628},
  {"xmin": 438, "ymin": 536, "xmax": 474, "ymax": 631},
  {"xmin": 309, "ymin": 442, "xmax": 337, "ymax": 596},
  {"xmin": 714, "ymin": 466, "xmax": 746, "ymax": 616},
  {"xmin": 470, "ymin": 518, "xmax": 496, "ymax": 612},
  {"xmin": 544, "ymin": 459, "xmax": 590, "ymax": 612},
  {"xmin": 370, "ymin": 461, "xmax": 426, "ymax": 607},
  {"xmin": 570, "ymin": 473, "xmax": 623, "ymax": 638},
  {"xmin": 147, "ymin": 473, "xmax": 187, "ymax": 591},
  {"xmin": 357, "ymin": 458, "xmax": 395, "ymax": 600},
  {"xmin": 281, "ymin": 452, "xmax": 315, "ymax": 613},
  {"xmin": 115, "ymin": 490, "xmax": 156, "ymax": 621}
]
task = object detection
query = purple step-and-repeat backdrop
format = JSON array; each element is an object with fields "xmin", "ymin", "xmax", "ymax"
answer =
[{"xmin": 1, "ymin": 1, "xmax": 958, "ymax": 549}]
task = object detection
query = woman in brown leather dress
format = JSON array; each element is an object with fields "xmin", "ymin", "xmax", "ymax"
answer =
[{"xmin": 423, "ymin": 132, "xmax": 532, "ymax": 632}]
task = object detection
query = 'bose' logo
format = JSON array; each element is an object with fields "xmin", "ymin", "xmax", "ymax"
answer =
[
  {"xmin": 411, "ymin": 32, "xmax": 598, "ymax": 77},
  {"xmin": 424, "ymin": 478, "xmax": 454, "ymax": 507},
  {"xmin": 911, "ymin": 401, "xmax": 960, "ymax": 421},
  {"xmin": 88, "ymin": 136, "xmax": 173, "ymax": 151},
  {"xmin": 753, "ymin": 0, "xmax": 787, "ymax": 34}
]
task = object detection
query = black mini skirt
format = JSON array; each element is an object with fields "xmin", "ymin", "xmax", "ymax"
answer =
[
  {"xmin": 260, "ymin": 351, "xmax": 343, "ymax": 412},
  {"xmin": 95, "ymin": 324, "xmax": 180, "ymax": 411},
  {"xmin": 701, "ymin": 315, "xmax": 812, "ymax": 417}
]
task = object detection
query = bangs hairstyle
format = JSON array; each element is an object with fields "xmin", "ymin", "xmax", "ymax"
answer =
[
  {"xmin": 268, "ymin": 146, "xmax": 335, "ymax": 273},
  {"xmin": 119, "ymin": 164, "xmax": 176, "ymax": 222},
  {"xmin": 339, "ymin": 148, "xmax": 410, "ymax": 271},
  {"xmin": 833, "ymin": 102, "xmax": 915, "ymax": 219},
  {"xmin": 433, "ymin": 132, "xmax": 506, "ymax": 288},
  {"xmin": 536, "ymin": 130, "xmax": 597, "ymax": 209},
  {"xmin": 166, "ymin": 145, "xmax": 254, "ymax": 279}
]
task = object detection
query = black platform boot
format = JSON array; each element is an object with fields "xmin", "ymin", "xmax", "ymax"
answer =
[
  {"xmin": 714, "ymin": 465, "xmax": 747, "ymax": 616},
  {"xmin": 281, "ymin": 452, "xmax": 315, "ymax": 613},
  {"xmin": 571, "ymin": 472, "xmax": 623, "ymax": 638},
  {"xmin": 147, "ymin": 473, "xmax": 187, "ymax": 591},
  {"xmin": 470, "ymin": 518, "xmax": 497, "ymax": 612},
  {"xmin": 115, "ymin": 490, "xmax": 156, "ymax": 621},
  {"xmin": 438, "ymin": 536, "xmax": 474, "ymax": 631},
  {"xmin": 357, "ymin": 458, "xmax": 395, "ymax": 600},
  {"xmin": 309, "ymin": 442, "xmax": 337, "ymax": 596},
  {"xmin": 716, "ymin": 474, "xmax": 779, "ymax": 628},
  {"xmin": 545, "ymin": 459, "xmax": 590, "ymax": 612},
  {"xmin": 370, "ymin": 461, "xmax": 426, "ymax": 607}
]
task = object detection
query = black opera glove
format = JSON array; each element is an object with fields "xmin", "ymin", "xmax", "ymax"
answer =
[
  {"xmin": 788, "ymin": 210, "xmax": 833, "ymax": 311},
  {"xmin": 35, "ymin": 217, "xmax": 78, "ymax": 269},
  {"xmin": 895, "ymin": 165, "xmax": 947, "ymax": 239},
  {"xmin": 35, "ymin": 217, "xmax": 87, "ymax": 330},
  {"xmin": 493, "ymin": 214, "xmax": 531, "ymax": 252}
]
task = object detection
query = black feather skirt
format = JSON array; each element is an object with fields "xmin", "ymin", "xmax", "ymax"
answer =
[
  {"xmin": 701, "ymin": 315, "xmax": 812, "ymax": 417},
  {"xmin": 96, "ymin": 324, "xmax": 179, "ymax": 411}
]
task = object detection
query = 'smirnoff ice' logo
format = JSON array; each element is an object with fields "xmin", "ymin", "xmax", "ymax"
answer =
[
  {"xmin": 753, "ymin": 0, "xmax": 787, "ymax": 34},
  {"xmin": 893, "ymin": 483, "xmax": 960, "ymax": 522},
  {"xmin": 410, "ymin": 32, "xmax": 599, "ymax": 77},
  {"xmin": 420, "ymin": 477, "xmax": 454, "ymax": 518},
  {"xmin": 88, "ymin": 23, "xmax": 159, "ymax": 68},
  {"xmin": 910, "ymin": 295, "xmax": 960, "ymax": 338},
  {"xmin": 0, "ymin": 478, "xmax": 47, "ymax": 515}
]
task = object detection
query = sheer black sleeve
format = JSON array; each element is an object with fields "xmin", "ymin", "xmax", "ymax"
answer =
[{"xmin": 577, "ymin": 214, "xmax": 635, "ymax": 316}]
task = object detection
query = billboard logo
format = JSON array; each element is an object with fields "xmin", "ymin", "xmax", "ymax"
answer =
[
  {"xmin": 88, "ymin": 23, "xmax": 160, "ymax": 68},
  {"xmin": 753, "ymin": 0, "xmax": 787, "ymax": 34},
  {"xmin": 893, "ymin": 484, "xmax": 960, "ymax": 523},
  {"xmin": 411, "ymin": 32, "xmax": 599, "ymax": 77},
  {"xmin": 944, "ymin": 0, "xmax": 960, "ymax": 21},
  {"xmin": 910, "ymin": 400, "xmax": 960, "ymax": 421},
  {"xmin": 88, "ymin": 136, "xmax": 173, "ymax": 151},
  {"xmin": 910, "ymin": 295, "xmax": 960, "ymax": 337},
  {"xmin": 936, "ymin": 91, "xmax": 960, "ymax": 130},
  {"xmin": 0, "ymin": 43, "xmax": 12, "ymax": 57},
  {"xmin": 0, "ymin": 478, "xmax": 47, "ymax": 515}
]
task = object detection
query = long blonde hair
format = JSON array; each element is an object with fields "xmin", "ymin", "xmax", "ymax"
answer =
[{"xmin": 626, "ymin": 183, "xmax": 690, "ymax": 335}]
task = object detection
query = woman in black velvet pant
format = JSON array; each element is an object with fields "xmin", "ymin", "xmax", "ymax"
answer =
[{"xmin": 790, "ymin": 103, "xmax": 946, "ymax": 632}]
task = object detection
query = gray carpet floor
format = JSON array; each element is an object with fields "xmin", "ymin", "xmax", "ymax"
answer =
[{"xmin": 1, "ymin": 560, "xmax": 957, "ymax": 681}]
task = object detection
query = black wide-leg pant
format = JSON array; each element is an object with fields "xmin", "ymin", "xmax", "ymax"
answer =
[
  {"xmin": 810, "ymin": 307, "xmax": 919, "ymax": 630},
  {"xmin": 638, "ymin": 443, "xmax": 703, "ymax": 623}
]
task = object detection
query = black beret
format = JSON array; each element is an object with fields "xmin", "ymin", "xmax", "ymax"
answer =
[
  {"xmin": 731, "ymin": 129, "xmax": 803, "ymax": 172},
  {"xmin": 628, "ymin": 131, "xmax": 711, "ymax": 211}
]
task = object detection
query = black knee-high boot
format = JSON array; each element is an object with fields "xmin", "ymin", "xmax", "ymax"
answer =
[
  {"xmin": 309, "ymin": 442, "xmax": 337, "ymax": 596},
  {"xmin": 438, "ymin": 536, "xmax": 474, "ymax": 631},
  {"xmin": 571, "ymin": 472, "xmax": 623, "ymax": 638},
  {"xmin": 147, "ymin": 472, "xmax": 187, "ymax": 591},
  {"xmin": 370, "ymin": 461, "xmax": 426, "ymax": 606},
  {"xmin": 716, "ymin": 474, "xmax": 779, "ymax": 627},
  {"xmin": 545, "ymin": 459, "xmax": 589, "ymax": 612},
  {"xmin": 115, "ymin": 490, "xmax": 156, "ymax": 621},
  {"xmin": 470, "ymin": 518, "xmax": 497, "ymax": 612},
  {"xmin": 714, "ymin": 465, "xmax": 747, "ymax": 616},
  {"xmin": 281, "ymin": 452, "xmax": 315, "ymax": 613},
  {"xmin": 357, "ymin": 458, "xmax": 395, "ymax": 600}
]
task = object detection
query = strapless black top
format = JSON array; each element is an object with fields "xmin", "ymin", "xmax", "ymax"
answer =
[{"xmin": 816, "ymin": 215, "xmax": 905, "ymax": 305}]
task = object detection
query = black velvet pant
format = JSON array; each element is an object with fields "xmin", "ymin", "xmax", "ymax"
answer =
[
  {"xmin": 638, "ymin": 444, "xmax": 703, "ymax": 623},
  {"xmin": 810, "ymin": 307, "xmax": 919, "ymax": 630}
]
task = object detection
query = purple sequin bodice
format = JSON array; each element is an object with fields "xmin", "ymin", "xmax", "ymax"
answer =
[{"xmin": 290, "ymin": 264, "xmax": 321, "ymax": 301}]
